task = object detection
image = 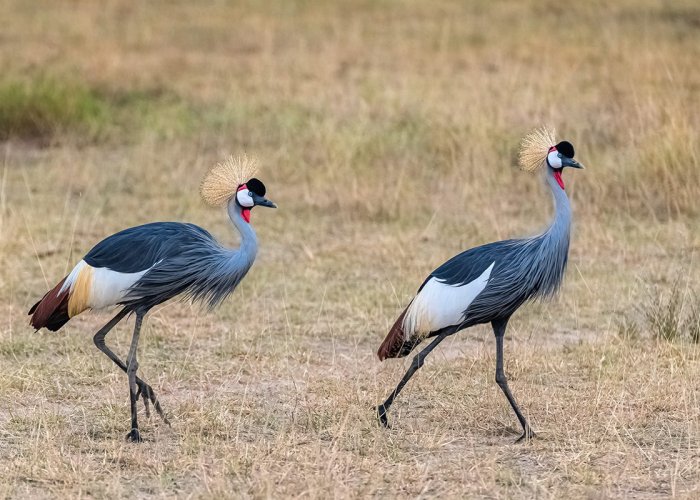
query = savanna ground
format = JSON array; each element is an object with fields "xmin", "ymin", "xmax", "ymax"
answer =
[{"xmin": 0, "ymin": 0, "xmax": 699, "ymax": 497}]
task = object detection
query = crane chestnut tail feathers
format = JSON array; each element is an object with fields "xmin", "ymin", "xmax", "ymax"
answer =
[
  {"xmin": 377, "ymin": 307, "xmax": 412, "ymax": 361},
  {"xmin": 28, "ymin": 277, "xmax": 70, "ymax": 331}
]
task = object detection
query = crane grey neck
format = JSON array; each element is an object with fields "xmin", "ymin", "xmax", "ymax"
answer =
[
  {"xmin": 532, "ymin": 168, "xmax": 572, "ymax": 297},
  {"xmin": 227, "ymin": 199, "xmax": 258, "ymax": 266},
  {"xmin": 544, "ymin": 168, "xmax": 572, "ymax": 239}
]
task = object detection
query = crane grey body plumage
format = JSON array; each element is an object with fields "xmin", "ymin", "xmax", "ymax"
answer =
[
  {"xmin": 117, "ymin": 203, "xmax": 258, "ymax": 311},
  {"xmin": 376, "ymin": 133, "xmax": 583, "ymax": 441},
  {"xmin": 28, "ymin": 164, "xmax": 275, "ymax": 442},
  {"xmin": 432, "ymin": 170, "xmax": 570, "ymax": 327}
]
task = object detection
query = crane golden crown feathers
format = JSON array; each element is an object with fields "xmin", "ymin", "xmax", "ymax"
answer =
[
  {"xmin": 518, "ymin": 126, "xmax": 557, "ymax": 173},
  {"xmin": 200, "ymin": 154, "xmax": 259, "ymax": 207}
]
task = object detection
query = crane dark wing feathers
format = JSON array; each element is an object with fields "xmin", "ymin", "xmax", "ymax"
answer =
[
  {"xmin": 420, "ymin": 240, "xmax": 517, "ymax": 291},
  {"xmin": 418, "ymin": 234, "xmax": 568, "ymax": 327},
  {"xmin": 84, "ymin": 222, "xmax": 214, "ymax": 273},
  {"xmin": 82, "ymin": 221, "xmax": 254, "ymax": 312}
]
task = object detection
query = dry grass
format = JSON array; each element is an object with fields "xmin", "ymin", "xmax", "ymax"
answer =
[{"xmin": 1, "ymin": 0, "xmax": 699, "ymax": 497}]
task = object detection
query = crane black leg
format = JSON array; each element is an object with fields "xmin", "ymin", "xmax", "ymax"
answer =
[
  {"xmin": 376, "ymin": 333, "xmax": 448, "ymax": 428},
  {"xmin": 125, "ymin": 312, "xmax": 145, "ymax": 442},
  {"xmin": 93, "ymin": 310, "xmax": 169, "ymax": 425},
  {"xmin": 492, "ymin": 319, "xmax": 535, "ymax": 442}
]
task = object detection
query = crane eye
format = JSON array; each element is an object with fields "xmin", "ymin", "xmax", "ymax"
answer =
[
  {"xmin": 248, "ymin": 191, "xmax": 254, "ymax": 197},
  {"xmin": 557, "ymin": 153, "xmax": 563, "ymax": 158}
]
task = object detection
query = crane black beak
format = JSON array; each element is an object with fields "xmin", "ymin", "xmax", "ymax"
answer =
[
  {"xmin": 562, "ymin": 157, "xmax": 584, "ymax": 169},
  {"xmin": 251, "ymin": 193, "xmax": 277, "ymax": 208}
]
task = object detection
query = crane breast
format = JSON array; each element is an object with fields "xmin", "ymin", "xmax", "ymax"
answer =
[{"xmin": 402, "ymin": 262, "xmax": 495, "ymax": 337}]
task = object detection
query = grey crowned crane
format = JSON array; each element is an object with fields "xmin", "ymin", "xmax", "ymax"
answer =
[
  {"xmin": 28, "ymin": 156, "xmax": 276, "ymax": 442},
  {"xmin": 376, "ymin": 128, "xmax": 584, "ymax": 441}
]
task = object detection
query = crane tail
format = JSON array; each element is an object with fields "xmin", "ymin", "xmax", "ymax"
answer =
[
  {"xmin": 377, "ymin": 307, "xmax": 421, "ymax": 361},
  {"xmin": 28, "ymin": 277, "xmax": 71, "ymax": 331}
]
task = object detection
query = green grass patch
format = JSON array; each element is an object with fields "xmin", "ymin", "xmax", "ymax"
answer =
[
  {"xmin": 0, "ymin": 77, "xmax": 197, "ymax": 143},
  {"xmin": 0, "ymin": 78, "xmax": 108, "ymax": 141}
]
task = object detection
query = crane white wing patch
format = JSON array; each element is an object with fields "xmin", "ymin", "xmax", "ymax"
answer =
[
  {"xmin": 403, "ymin": 262, "xmax": 495, "ymax": 337},
  {"xmin": 89, "ymin": 265, "xmax": 150, "ymax": 309},
  {"xmin": 60, "ymin": 259, "xmax": 151, "ymax": 313}
]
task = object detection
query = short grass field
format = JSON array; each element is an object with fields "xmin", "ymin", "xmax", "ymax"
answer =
[{"xmin": 1, "ymin": 0, "xmax": 699, "ymax": 497}]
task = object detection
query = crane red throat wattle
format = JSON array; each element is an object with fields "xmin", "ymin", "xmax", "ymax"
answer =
[
  {"xmin": 237, "ymin": 184, "xmax": 252, "ymax": 223},
  {"xmin": 548, "ymin": 146, "xmax": 565, "ymax": 190},
  {"xmin": 553, "ymin": 170, "xmax": 565, "ymax": 190}
]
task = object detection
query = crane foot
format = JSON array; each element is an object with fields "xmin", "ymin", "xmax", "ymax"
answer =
[
  {"xmin": 125, "ymin": 428, "xmax": 143, "ymax": 443},
  {"xmin": 514, "ymin": 428, "xmax": 536, "ymax": 443},
  {"xmin": 135, "ymin": 380, "xmax": 170, "ymax": 426},
  {"xmin": 376, "ymin": 405, "xmax": 391, "ymax": 428}
]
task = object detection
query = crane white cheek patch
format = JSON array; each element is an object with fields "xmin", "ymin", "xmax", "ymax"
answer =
[
  {"xmin": 547, "ymin": 150, "xmax": 562, "ymax": 169},
  {"xmin": 403, "ymin": 262, "xmax": 495, "ymax": 336},
  {"xmin": 236, "ymin": 189, "xmax": 254, "ymax": 208}
]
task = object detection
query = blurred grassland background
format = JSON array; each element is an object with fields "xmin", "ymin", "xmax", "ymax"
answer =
[{"xmin": 0, "ymin": 0, "xmax": 699, "ymax": 498}]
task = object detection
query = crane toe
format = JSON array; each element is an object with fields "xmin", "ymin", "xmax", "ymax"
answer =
[
  {"xmin": 125, "ymin": 428, "xmax": 143, "ymax": 443},
  {"xmin": 514, "ymin": 428, "xmax": 536, "ymax": 443},
  {"xmin": 376, "ymin": 405, "xmax": 391, "ymax": 428},
  {"xmin": 135, "ymin": 380, "xmax": 170, "ymax": 426}
]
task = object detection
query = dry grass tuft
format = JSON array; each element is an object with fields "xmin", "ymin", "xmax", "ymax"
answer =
[{"xmin": 643, "ymin": 281, "xmax": 700, "ymax": 343}]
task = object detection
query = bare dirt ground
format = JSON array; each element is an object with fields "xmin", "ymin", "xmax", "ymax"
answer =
[{"xmin": 1, "ymin": 0, "xmax": 699, "ymax": 497}]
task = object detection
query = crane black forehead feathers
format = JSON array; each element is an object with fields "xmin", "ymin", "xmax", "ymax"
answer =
[
  {"xmin": 245, "ymin": 178, "xmax": 266, "ymax": 197},
  {"xmin": 555, "ymin": 141, "xmax": 575, "ymax": 158}
]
